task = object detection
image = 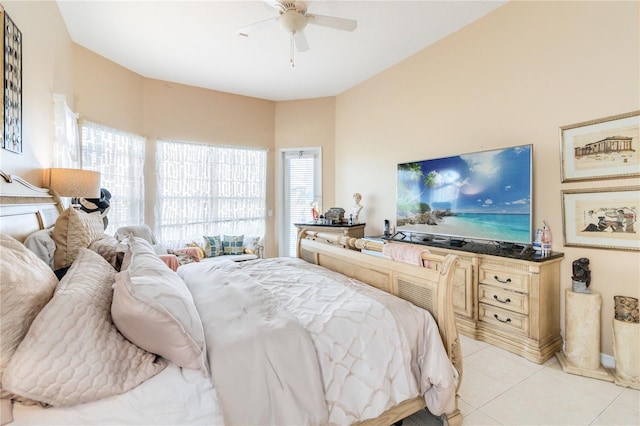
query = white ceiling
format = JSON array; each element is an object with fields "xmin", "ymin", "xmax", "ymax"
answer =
[{"xmin": 56, "ymin": 0, "xmax": 506, "ymax": 101}]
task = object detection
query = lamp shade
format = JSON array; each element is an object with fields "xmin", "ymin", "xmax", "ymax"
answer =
[{"xmin": 45, "ymin": 168, "xmax": 101, "ymax": 198}]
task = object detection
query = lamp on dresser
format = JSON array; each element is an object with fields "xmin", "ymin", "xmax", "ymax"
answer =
[{"xmin": 44, "ymin": 168, "xmax": 100, "ymax": 208}]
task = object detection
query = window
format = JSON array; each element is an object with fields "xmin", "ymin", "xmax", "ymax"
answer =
[
  {"xmin": 80, "ymin": 121, "xmax": 146, "ymax": 234},
  {"xmin": 280, "ymin": 149, "xmax": 322, "ymax": 257},
  {"xmin": 52, "ymin": 94, "xmax": 80, "ymax": 169},
  {"xmin": 156, "ymin": 140, "xmax": 266, "ymax": 249}
]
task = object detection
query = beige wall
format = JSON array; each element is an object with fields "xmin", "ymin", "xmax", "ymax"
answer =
[
  {"xmin": 71, "ymin": 53, "xmax": 278, "ymax": 254},
  {"xmin": 275, "ymin": 97, "xmax": 337, "ymax": 226},
  {"xmin": 335, "ymin": 0, "xmax": 639, "ymax": 356},
  {"xmin": 141, "ymin": 78, "xmax": 276, "ymax": 255},
  {"xmin": 4, "ymin": 0, "xmax": 638, "ymax": 356},
  {"xmin": 1, "ymin": 0, "xmax": 320, "ymax": 260},
  {"xmin": 0, "ymin": 1, "xmax": 74, "ymax": 184},
  {"xmin": 274, "ymin": 98, "xmax": 336, "ymax": 255},
  {"xmin": 73, "ymin": 45, "xmax": 144, "ymax": 135}
]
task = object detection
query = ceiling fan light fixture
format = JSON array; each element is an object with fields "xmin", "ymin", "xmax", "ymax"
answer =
[
  {"xmin": 278, "ymin": 10, "xmax": 307, "ymax": 33},
  {"xmin": 238, "ymin": 0, "xmax": 358, "ymax": 67}
]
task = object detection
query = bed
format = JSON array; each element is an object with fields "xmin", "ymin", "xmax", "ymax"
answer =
[{"xmin": 0, "ymin": 171, "xmax": 463, "ymax": 426}]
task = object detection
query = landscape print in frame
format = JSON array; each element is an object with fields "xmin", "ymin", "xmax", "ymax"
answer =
[
  {"xmin": 562, "ymin": 186, "xmax": 639, "ymax": 251},
  {"xmin": 560, "ymin": 111, "xmax": 640, "ymax": 182}
]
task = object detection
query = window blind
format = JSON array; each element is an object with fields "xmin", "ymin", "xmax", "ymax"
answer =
[
  {"xmin": 282, "ymin": 150, "xmax": 321, "ymax": 256},
  {"xmin": 80, "ymin": 121, "xmax": 146, "ymax": 234}
]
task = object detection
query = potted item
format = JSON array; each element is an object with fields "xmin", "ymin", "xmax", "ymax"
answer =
[{"xmin": 613, "ymin": 295, "xmax": 640, "ymax": 389}]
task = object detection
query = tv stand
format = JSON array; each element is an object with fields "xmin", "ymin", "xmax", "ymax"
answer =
[
  {"xmin": 386, "ymin": 233, "xmax": 563, "ymax": 263},
  {"xmin": 449, "ymin": 238, "xmax": 466, "ymax": 247},
  {"xmin": 381, "ymin": 235, "xmax": 564, "ymax": 364}
]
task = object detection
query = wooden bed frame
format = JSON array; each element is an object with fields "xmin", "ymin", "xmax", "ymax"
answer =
[
  {"xmin": 298, "ymin": 230, "xmax": 463, "ymax": 426},
  {"xmin": 0, "ymin": 171, "xmax": 463, "ymax": 426}
]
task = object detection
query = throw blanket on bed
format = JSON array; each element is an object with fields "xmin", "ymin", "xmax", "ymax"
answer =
[
  {"xmin": 383, "ymin": 241, "xmax": 432, "ymax": 267},
  {"xmin": 179, "ymin": 257, "xmax": 457, "ymax": 425},
  {"xmin": 180, "ymin": 266, "xmax": 328, "ymax": 426}
]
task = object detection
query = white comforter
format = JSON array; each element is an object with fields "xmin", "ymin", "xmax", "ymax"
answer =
[
  {"xmin": 12, "ymin": 257, "xmax": 457, "ymax": 425},
  {"xmin": 185, "ymin": 267, "xmax": 329, "ymax": 425},
  {"xmin": 180, "ymin": 257, "xmax": 457, "ymax": 424}
]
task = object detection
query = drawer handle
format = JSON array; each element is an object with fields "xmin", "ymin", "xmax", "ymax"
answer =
[
  {"xmin": 493, "ymin": 314, "xmax": 512, "ymax": 323},
  {"xmin": 493, "ymin": 295, "xmax": 511, "ymax": 304},
  {"xmin": 493, "ymin": 275, "xmax": 512, "ymax": 284}
]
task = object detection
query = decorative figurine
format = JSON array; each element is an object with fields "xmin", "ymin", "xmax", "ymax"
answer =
[
  {"xmin": 351, "ymin": 192, "xmax": 363, "ymax": 223},
  {"xmin": 571, "ymin": 257, "xmax": 591, "ymax": 293}
]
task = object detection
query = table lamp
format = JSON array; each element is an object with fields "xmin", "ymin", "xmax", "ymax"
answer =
[{"xmin": 45, "ymin": 168, "xmax": 101, "ymax": 208}]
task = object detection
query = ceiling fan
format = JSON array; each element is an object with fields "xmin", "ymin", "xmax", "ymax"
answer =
[{"xmin": 238, "ymin": 0, "xmax": 358, "ymax": 66}]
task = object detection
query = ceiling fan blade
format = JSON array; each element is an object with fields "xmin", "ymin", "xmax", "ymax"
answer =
[
  {"xmin": 307, "ymin": 14, "xmax": 357, "ymax": 31},
  {"xmin": 294, "ymin": 30, "xmax": 309, "ymax": 52},
  {"xmin": 238, "ymin": 16, "xmax": 278, "ymax": 37}
]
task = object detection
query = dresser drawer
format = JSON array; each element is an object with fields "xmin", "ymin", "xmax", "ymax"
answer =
[
  {"xmin": 479, "ymin": 265, "xmax": 530, "ymax": 293},
  {"xmin": 479, "ymin": 303, "xmax": 529, "ymax": 335},
  {"xmin": 478, "ymin": 284, "xmax": 529, "ymax": 315}
]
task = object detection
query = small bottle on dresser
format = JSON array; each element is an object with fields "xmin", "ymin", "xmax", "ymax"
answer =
[
  {"xmin": 533, "ymin": 228, "xmax": 542, "ymax": 251},
  {"xmin": 541, "ymin": 221, "xmax": 552, "ymax": 255}
]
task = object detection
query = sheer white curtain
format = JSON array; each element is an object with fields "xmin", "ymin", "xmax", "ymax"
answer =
[
  {"xmin": 156, "ymin": 140, "xmax": 266, "ymax": 248},
  {"xmin": 80, "ymin": 121, "xmax": 146, "ymax": 234},
  {"xmin": 52, "ymin": 94, "xmax": 80, "ymax": 168}
]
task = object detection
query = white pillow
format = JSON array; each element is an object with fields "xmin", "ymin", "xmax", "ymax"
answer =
[
  {"xmin": 3, "ymin": 248, "xmax": 165, "ymax": 406},
  {"xmin": 112, "ymin": 237, "xmax": 208, "ymax": 375}
]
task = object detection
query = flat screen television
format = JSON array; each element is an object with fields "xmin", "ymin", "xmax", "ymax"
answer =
[{"xmin": 396, "ymin": 144, "xmax": 533, "ymax": 246}]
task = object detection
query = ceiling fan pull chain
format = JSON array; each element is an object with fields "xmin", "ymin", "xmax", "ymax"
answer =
[{"xmin": 290, "ymin": 32, "xmax": 295, "ymax": 67}]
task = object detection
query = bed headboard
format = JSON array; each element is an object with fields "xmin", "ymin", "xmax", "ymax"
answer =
[{"xmin": 0, "ymin": 171, "xmax": 62, "ymax": 242}]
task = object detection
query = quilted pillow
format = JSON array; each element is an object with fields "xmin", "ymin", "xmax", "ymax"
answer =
[
  {"xmin": 89, "ymin": 235, "xmax": 123, "ymax": 270},
  {"xmin": 52, "ymin": 207, "xmax": 105, "ymax": 269},
  {"xmin": 2, "ymin": 248, "xmax": 165, "ymax": 406},
  {"xmin": 203, "ymin": 235, "xmax": 223, "ymax": 257},
  {"xmin": 0, "ymin": 234, "xmax": 58, "ymax": 402},
  {"xmin": 111, "ymin": 237, "xmax": 208, "ymax": 375},
  {"xmin": 223, "ymin": 234, "xmax": 244, "ymax": 255}
]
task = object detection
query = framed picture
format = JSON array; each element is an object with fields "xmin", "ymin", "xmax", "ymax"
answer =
[
  {"xmin": 562, "ymin": 186, "xmax": 639, "ymax": 251},
  {"xmin": 560, "ymin": 111, "xmax": 639, "ymax": 182},
  {"xmin": 1, "ymin": 6, "xmax": 22, "ymax": 154}
]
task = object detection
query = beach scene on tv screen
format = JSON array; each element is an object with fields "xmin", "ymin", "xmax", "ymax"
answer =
[{"xmin": 397, "ymin": 145, "xmax": 532, "ymax": 244}]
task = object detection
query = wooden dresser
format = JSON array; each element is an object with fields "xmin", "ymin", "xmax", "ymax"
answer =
[{"xmin": 380, "ymin": 238, "xmax": 564, "ymax": 364}]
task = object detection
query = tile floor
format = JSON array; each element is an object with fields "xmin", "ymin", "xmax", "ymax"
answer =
[{"xmin": 405, "ymin": 335, "xmax": 640, "ymax": 425}]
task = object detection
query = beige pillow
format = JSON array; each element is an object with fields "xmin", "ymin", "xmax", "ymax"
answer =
[
  {"xmin": 52, "ymin": 207, "xmax": 105, "ymax": 269},
  {"xmin": 89, "ymin": 235, "xmax": 123, "ymax": 270},
  {"xmin": 0, "ymin": 234, "xmax": 58, "ymax": 402},
  {"xmin": 112, "ymin": 237, "xmax": 208, "ymax": 375},
  {"xmin": 3, "ymin": 248, "xmax": 165, "ymax": 406}
]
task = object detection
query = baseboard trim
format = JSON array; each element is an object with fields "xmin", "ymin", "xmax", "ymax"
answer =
[{"xmin": 601, "ymin": 353, "xmax": 615, "ymax": 369}]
